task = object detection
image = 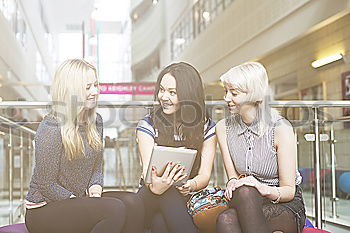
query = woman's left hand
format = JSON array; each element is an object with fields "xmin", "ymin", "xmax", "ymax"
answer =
[
  {"xmin": 176, "ymin": 179, "xmax": 194, "ymax": 196},
  {"xmin": 234, "ymin": 176, "xmax": 271, "ymax": 197}
]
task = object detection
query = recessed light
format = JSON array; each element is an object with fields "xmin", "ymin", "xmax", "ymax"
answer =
[
  {"xmin": 175, "ymin": 38, "xmax": 185, "ymax": 45},
  {"xmin": 202, "ymin": 11, "xmax": 210, "ymax": 21}
]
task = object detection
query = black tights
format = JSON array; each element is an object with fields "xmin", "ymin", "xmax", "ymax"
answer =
[
  {"xmin": 25, "ymin": 197, "xmax": 125, "ymax": 233},
  {"xmin": 138, "ymin": 185, "xmax": 198, "ymax": 233},
  {"xmin": 216, "ymin": 186, "xmax": 298, "ymax": 233},
  {"xmin": 102, "ymin": 191, "xmax": 144, "ymax": 233}
]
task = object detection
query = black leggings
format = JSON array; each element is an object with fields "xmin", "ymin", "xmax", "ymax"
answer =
[
  {"xmin": 137, "ymin": 185, "xmax": 198, "ymax": 233},
  {"xmin": 102, "ymin": 191, "xmax": 144, "ymax": 233},
  {"xmin": 25, "ymin": 197, "xmax": 125, "ymax": 233},
  {"xmin": 216, "ymin": 186, "xmax": 305, "ymax": 233}
]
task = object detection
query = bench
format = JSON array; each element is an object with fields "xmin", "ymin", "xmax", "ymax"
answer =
[
  {"xmin": 0, "ymin": 223, "xmax": 29, "ymax": 233},
  {"xmin": 0, "ymin": 222, "xmax": 331, "ymax": 233}
]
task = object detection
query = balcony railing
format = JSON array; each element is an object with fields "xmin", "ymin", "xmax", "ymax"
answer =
[{"xmin": 1, "ymin": 100, "xmax": 350, "ymax": 230}]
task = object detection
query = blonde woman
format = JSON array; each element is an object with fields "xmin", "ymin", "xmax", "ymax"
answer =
[
  {"xmin": 216, "ymin": 62, "xmax": 306, "ymax": 233},
  {"xmin": 25, "ymin": 59, "xmax": 128, "ymax": 233}
]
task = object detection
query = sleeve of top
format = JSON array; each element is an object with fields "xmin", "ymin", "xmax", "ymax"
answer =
[
  {"xmin": 204, "ymin": 119, "xmax": 216, "ymax": 141},
  {"xmin": 136, "ymin": 116, "xmax": 156, "ymax": 139},
  {"xmin": 32, "ymin": 120, "xmax": 73, "ymax": 201},
  {"xmin": 88, "ymin": 113, "xmax": 104, "ymax": 188}
]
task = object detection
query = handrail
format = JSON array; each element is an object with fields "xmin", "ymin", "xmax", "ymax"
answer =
[
  {"xmin": 0, "ymin": 115, "xmax": 36, "ymax": 135},
  {"xmin": 2, "ymin": 100, "xmax": 350, "ymax": 228},
  {"xmin": 1, "ymin": 100, "xmax": 350, "ymax": 108}
]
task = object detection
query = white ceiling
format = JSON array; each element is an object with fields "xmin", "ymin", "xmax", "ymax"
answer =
[{"xmin": 44, "ymin": 0, "xmax": 95, "ymax": 32}]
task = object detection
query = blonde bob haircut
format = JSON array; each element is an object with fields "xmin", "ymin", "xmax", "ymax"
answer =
[
  {"xmin": 51, "ymin": 59, "xmax": 102, "ymax": 160},
  {"xmin": 220, "ymin": 61, "xmax": 280, "ymax": 136}
]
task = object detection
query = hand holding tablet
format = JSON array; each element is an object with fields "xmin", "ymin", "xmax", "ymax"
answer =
[{"xmin": 145, "ymin": 146, "xmax": 197, "ymax": 185}]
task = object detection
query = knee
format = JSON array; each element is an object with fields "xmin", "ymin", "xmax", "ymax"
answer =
[
  {"xmin": 233, "ymin": 185, "xmax": 259, "ymax": 200},
  {"xmin": 104, "ymin": 198, "xmax": 126, "ymax": 216},
  {"xmin": 217, "ymin": 209, "xmax": 238, "ymax": 225},
  {"xmin": 217, "ymin": 211, "xmax": 231, "ymax": 225}
]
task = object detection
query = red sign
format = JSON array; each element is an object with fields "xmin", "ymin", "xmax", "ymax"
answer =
[{"xmin": 99, "ymin": 82, "xmax": 155, "ymax": 95}]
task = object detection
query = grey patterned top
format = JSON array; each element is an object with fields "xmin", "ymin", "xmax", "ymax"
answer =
[
  {"xmin": 225, "ymin": 114, "xmax": 302, "ymax": 186},
  {"xmin": 25, "ymin": 113, "xmax": 104, "ymax": 203}
]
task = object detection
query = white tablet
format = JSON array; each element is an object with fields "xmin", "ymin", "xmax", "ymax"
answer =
[{"xmin": 145, "ymin": 145, "xmax": 197, "ymax": 185}]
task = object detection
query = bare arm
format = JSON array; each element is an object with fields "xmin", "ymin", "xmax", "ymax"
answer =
[
  {"xmin": 270, "ymin": 119, "xmax": 297, "ymax": 202},
  {"xmin": 187, "ymin": 134, "xmax": 217, "ymax": 191},
  {"xmin": 136, "ymin": 130, "xmax": 155, "ymax": 179},
  {"xmin": 216, "ymin": 119, "xmax": 240, "ymax": 180}
]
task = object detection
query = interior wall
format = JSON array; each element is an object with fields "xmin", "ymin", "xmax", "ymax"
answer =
[{"xmin": 259, "ymin": 13, "xmax": 350, "ymax": 170}]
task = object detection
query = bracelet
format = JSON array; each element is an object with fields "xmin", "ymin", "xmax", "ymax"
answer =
[
  {"xmin": 91, "ymin": 193, "xmax": 101, "ymax": 198},
  {"xmin": 226, "ymin": 177, "xmax": 238, "ymax": 187},
  {"xmin": 271, "ymin": 187, "xmax": 281, "ymax": 204},
  {"xmin": 191, "ymin": 180, "xmax": 198, "ymax": 191}
]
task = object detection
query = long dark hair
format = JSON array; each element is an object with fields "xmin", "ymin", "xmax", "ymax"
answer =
[{"xmin": 152, "ymin": 62, "xmax": 207, "ymax": 176}]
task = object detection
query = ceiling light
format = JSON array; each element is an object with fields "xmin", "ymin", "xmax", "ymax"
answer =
[
  {"xmin": 175, "ymin": 38, "xmax": 185, "ymax": 45},
  {"xmin": 311, "ymin": 53, "xmax": 344, "ymax": 68},
  {"xmin": 133, "ymin": 13, "xmax": 138, "ymax": 20},
  {"xmin": 0, "ymin": 97, "xmax": 2, "ymax": 102},
  {"xmin": 152, "ymin": 0, "xmax": 158, "ymax": 5},
  {"xmin": 202, "ymin": 11, "xmax": 210, "ymax": 21}
]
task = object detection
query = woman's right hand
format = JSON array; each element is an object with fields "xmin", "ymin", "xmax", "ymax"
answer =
[
  {"xmin": 224, "ymin": 178, "xmax": 239, "ymax": 199},
  {"xmin": 149, "ymin": 162, "xmax": 187, "ymax": 195}
]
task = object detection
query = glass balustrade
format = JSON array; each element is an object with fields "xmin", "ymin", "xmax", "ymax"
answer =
[{"xmin": 0, "ymin": 101, "xmax": 349, "ymax": 230}]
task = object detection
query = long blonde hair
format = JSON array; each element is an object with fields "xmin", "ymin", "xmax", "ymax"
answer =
[
  {"xmin": 51, "ymin": 59, "xmax": 102, "ymax": 160},
  {"xmin": 220, "ymin": 61, "xmax": 280, "ymax": 136}
]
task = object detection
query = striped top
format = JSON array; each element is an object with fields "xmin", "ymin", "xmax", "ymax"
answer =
[
  {"xmin": 225, "ymin": 114, "xmax": 302, "ymax": 186},
  {"xmin": 136, "ymin": 115, "xmax": 216, "ymax": 142},
  {"xmin": 137, "ymin": 115, "xmax": 216, "ymax": 178}
]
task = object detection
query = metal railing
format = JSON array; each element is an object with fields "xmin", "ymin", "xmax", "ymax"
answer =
[
  {"xmin": 0, "ymin": 115, "xmax": 35, "ymax": 224},
  {"xmin": 1, "ymin": 100, "xmax": 350, "ymax": 228}
]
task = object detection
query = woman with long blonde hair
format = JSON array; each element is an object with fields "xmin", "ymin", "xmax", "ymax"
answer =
[{"xmin": 25, "ymin": 59, "xmax": 129, "ymax": 233}]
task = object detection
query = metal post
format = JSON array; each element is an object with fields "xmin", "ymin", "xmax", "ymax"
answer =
[
  {"xmin": 20, "ymin": 131, "xmax": 24, "ymax": 202},
  {"xmin": 313, "ymin": 107, "xmax": 322, "ymax": 228},
  {"xmin": 127, "ymin": 138, "xmax": 131, "ymax": 186},
  {"xmin": 28, "ymin": 135, "xmax": 33, "ymax": 176},
  {"xmin": 329, "ymin": 123, "xmax": 338, "ymax": 218},
  {"xmin": 8, "ymin": 127, "xmax": 13, "ymax": 224}
]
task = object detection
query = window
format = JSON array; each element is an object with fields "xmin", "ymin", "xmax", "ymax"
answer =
[{"xmin": 171, "ymin": 0, "xmax": 235, "ymax": 59}]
